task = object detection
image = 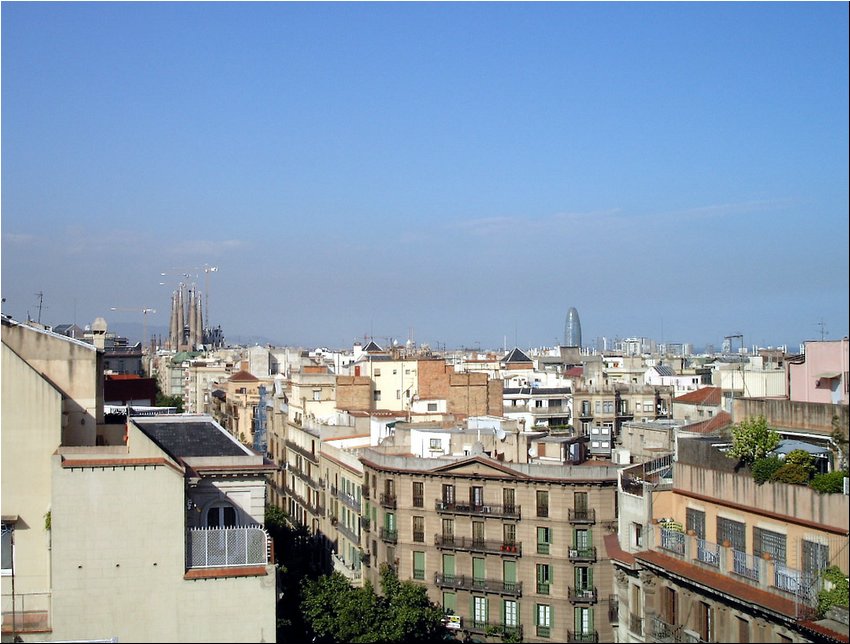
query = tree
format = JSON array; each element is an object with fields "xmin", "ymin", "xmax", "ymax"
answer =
[
  {"xmin": 728, "ymin": 416, "xmax": 780, "ymax": 465},
  {"xmin": 154, "ymin": 381, "xmax": 184, "ymax": 413},
  {"xmin": 770, "ymin": 463, "xmax": 811, "ymax": 485},
  {"xmin": 378, "ymin": 565, "xmax": 449, "ymax": 643},
  {"xmin": 751, "ymin": 456, "xmax": 784, "ymax": 484},
  {"xmin": 810, "ymin": 470, "xmax": 847, "ymax": 494},
  {"xmin": 784, "ymin": 449, "xmax": 816, "ymax": 479}
]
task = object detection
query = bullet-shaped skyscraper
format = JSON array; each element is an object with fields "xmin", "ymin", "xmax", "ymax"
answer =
[{"xmin": 564, "ymin": 307, "xmax": 582, "ymax": 348}]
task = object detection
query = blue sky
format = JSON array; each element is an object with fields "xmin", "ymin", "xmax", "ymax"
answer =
[{"xmin": 2, "ymin": 2, "xmax": 848, "ymax": 351}]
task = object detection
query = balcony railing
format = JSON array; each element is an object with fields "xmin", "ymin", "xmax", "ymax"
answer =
[
  {"xmin": 1, "ymin": 591, "xmax": 51, "ymax": 635},
  {"xmin": 537, "ymin": 581, "xmax": 550, "ymax": 595},
  {"xmin": 537, "ymin": 625, "xmax": 551, "ymax": 638},
  {"xmin": 337, "ymin": 521, "xmax": 360, "ymax": 545},
  {"xmin": 362, "ymin": 486, "xmax": 370, "ymax": 499},
  {"xmin": 284, "ymin": 439, "xmax": 319, "ymax": 464},
  {"xmin": 434, "ymin": 534, "xmax": 522, "ymax": 556},
  {"xmin": 660, "ymin": 528, "xmax": 685, "ymax": 556},
  {"xmin": 291, "ymin": 466, "xmax": 320, "ymax": 490},
  {"xmin": 774, "ymin": 563, "xmax": 817, "ymax": 604},
  {"xmin": 695, "ymin": 539, "xmax": 720, "ymax": 567},
  {"xmin": 568, "ymin": 508, "xmax": 596, "ymax": 524},
  {"xmin": 434, "ymin": 572, "xmax": 523, "ymax": 597},
  {"xmin": 361, "ymin": 516, "xmax": 371, "ymax": 532},
  {"xmin": 648, "ymin": 614, "xmax": 704, "ymax": 643},
  {"xmin": 569, "ymin": 587, "xmax": 598, "ymax": 604},
  {"xmin": 568, "ymin": 546, "xmax": 597, "ymax": 563},
  {"xmin": 379, "ymin": 492, "xmax": 397, "ymax": 509},
  {"xmin": 732, "ymin": 549, "xmax": 760, "ymax": 582},
  {"xmin": 379, "ymin": 527, "xmax": 398, "ymax": 544},
  {"xmin": 332, "ymin": 552, "xmax": 362, "ymax": 582},
  {"xmin": 186, "ymin": 526, "xmax": 270, "ymax": 569},
  {"xmin": 567, "ymin": 631, "xmax": 599, "ymax": 643},
  {"xmin": 435, "ymin": 499, "xmax": 521, "ymax": 520},
  {"xmin": 331, "ymin": 486, "xmax": 361, "ymax": 512},
  {"xmin": 466, "ymin": 620, "xmax": 523, "ymax": 639}
]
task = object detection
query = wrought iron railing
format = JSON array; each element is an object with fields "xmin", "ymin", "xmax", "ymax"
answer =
[
  {"xmin": 434, "ymin": 534, "xmax": 522, "ymax": 556},
  {"xmin": 660, "ymin": 528, "xmax": 685, "ymax": 556},
  {"xmin": 435, "ymin": 499, "xmax": 521, "ymax": 519},
  {"xmin": 568, "ymin": 508, "xmax": 596, "ymax": 523},
  {"xmin": 695, "ymin": 539, "xmax": 720, "ymax": 567},
  {"xmin": 732, "ymin": 549, "xmax": 759, "ymax": 582},
  {"xmin": 434, "ymin": 572, "xmax": 523, "ymax": 596},
  {"xmin": 379, "ymin": 527, "xmax": 398, "ymax": 544},
  {"xmin": 568, "ymin": 546, "xmax": 597, "ymax": 562}
]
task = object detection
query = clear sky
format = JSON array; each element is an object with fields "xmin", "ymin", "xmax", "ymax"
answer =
[{"xmin": 2, "ymin": 2, "xmax": 848, "ymax": 351}]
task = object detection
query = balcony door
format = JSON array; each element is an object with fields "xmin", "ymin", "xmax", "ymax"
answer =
[{"xmin": 206, "ymin": 502, "xmax": 238, "ymax": 528}]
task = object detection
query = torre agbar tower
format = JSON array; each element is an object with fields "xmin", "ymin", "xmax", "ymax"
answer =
[{"xmin": 564, "ymin": 307, "xmax": 582, "ymax": 348}]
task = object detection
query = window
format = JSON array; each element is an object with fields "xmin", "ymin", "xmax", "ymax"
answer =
[
  {"xmin": 504, "ymin": 523, "xmax": 517, "ymax": 546},
  {"xmin": 412, "ymin": 481, "xmax": 423, "ymax": 507},
  {"xmin": 413, "ymin": 516, "xmax": 424, "ymax": 543},
  {"xmin": 595, "ymin": 401, "xmax": 601, "ymax": 413},
  {"xmin": 696, "ymin": 602, "xmax": 712, "ymax": 642},
  {"xmin": 427, "ymin": 402, "xmax": 438, "ymax": 412},
  {"xmin": 633, "ymin": 522, "xmax": 643, "ymax": 548},
  {"xmin": 396, "ymin": 390, "xmax": 401, "ymax": 400},
  {"xmin": 470, "ymin": 485, "xmax": 484, "ymax": 507},
  {"xmin": 504, "ymin": 599, "xmax": 518, "ymax": 627},
  {"xmin": 312, "ymin": 389, "xmax": 321, "ymax": 401},
  {"xmin": 686, "ymin": 509, "xmax": 706, "ymax": 539},
  {"xmin": 716, "ymin": 517, "xmax": 745, "ymax": 551},
  {"xmin": 1, "ymin": 522, "xmax": 14, "ymax": 575},
  {"xmin": 737, "ymin": 616, "xmax": 750, "ymax": 643},
  {"xmin": 428, "ymin": 437, "xmax": 441, "ymax": 451},
  {"xmin": 575, "ymin": 606, "xmax": 593, "ymax": 636},
  {"xmin": 474, "ymin": 596, "xmax": 488, "ymax": 628},
  {"xmin": 537, "ymin": 526, "xmax": 551, "ymax": 554},
  {"xmin": 661, "ymin": 586, "xmax": 677, "ymax": 625},
  {"xmin": 373, "ymin": 390, "xmax": 381, "ymax": 402},
  {"xmin": 442, "ymin": 518, "xmax": 454, "ymax": 540},
  {"xmin": 206, "ymin": 503, "xmax": 238, "ymax": 527},
  {"xmin": 802, "ymin": 540, "xmax": 830, "ymax": 577},
  {"xmin": 442, "ymin": 484, "xmax": 455, "ymax": 504},
  {"xmin": 753, "ymin": 527, "xmax": 787, "ymax": 564},
  {"xmin": 443, "ymin": 591, "xmax": 456, "ymax": 613},
  {"xmin": 413, "ymin": 551, "xmax": 425, "ymax": 580},
  {"xmin": 537, "ymin": 563, "xmax": 552, "ymax": 594},
  {"xmin": 536, "ymin": 490, "xmax": 549, "ymax": 517},
  {"xmin": 536, "ymin": 604, "xmax": 551, "ymax": 637},
  {"xmin": 472, "ymin": 521, "xmax": 485, "ymax": 544},
  {"xmin": 503, "ymin": 488, "xmax": 516, "ymax": 513},
  {"xmin": 374, "ymin": 368, "xmax": 381, "ymax": 376},
  {"xmin": 575, "ymin": 565, "xmax": 592, "ymax": 590}
]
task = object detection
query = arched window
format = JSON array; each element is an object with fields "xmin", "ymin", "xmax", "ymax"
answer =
[{"xmin": 206, "ymin": 502, "xmax": 238, "ymax": 528}]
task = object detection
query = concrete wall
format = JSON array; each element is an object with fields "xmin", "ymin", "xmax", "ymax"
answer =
[
  {"xmin": 335, "ymin": 375, "xmax": 373, "ymax": 411},
  {"xmin": 1, "ymin": 344, "xmax": 62, "ymax": 608},
  {"xmin": 789, "ymin": 339, "xmax": 849, "ymax": 404},
  {"xmin": 731, "ymin": 397, "xmax": 848, "ymax": 435}
]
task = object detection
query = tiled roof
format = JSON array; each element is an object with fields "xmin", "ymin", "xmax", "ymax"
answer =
[
  {"xmin": 134, "ymin": 419, "xmax": 249, "ymax": 458},
  {"xmin": 680, "ymin": 410, "xmax": 733, "ymax": 434},
  {"xmin": 674, "ymin": 386, "xmax": 722, "ymax": 406},
  {"xmin": 230, "ymin": 369, "xmax": 259, "ymax": 382},
  {"xmin": 565, "ymin": 367, "xmax": 584, "ymax": 377}
]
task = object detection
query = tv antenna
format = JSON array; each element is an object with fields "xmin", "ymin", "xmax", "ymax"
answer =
[{"xmin": 817, "ymin": 319, "xmax": 828, "ymax": 341}]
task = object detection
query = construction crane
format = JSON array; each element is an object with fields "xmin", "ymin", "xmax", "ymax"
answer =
[
  {"xmin": 160, "ymin": 264, "xmax": 218, "ymax": 325},
  {"xmin": 110, "ymin": 307, "xmax": 156, "ymax": 350}
]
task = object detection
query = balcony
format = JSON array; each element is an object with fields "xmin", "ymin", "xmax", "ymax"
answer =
[
  {"xmin": 284, "ymin": 484, "xmax": 323, "ymax": 516},
  {"xmin": 380, "ymin": 527, "xmax": 398, "ymax": 544},
  {"xmin": 537, "ymin": 625, "xmax": 551, "ymax": 638},
  {"xmin": 434, "ymin": 572, "xmax": 523, "ymax": 597},
  {"xmin": 648, "ymin": 614, "xmax": 704, "ymax": 643},
  {"xmin": 467, "ymin": 621, "xmax": 523, "ymax": 639},
  {"xmin": 337, "ymin": 521, "xmax": 360, "ymax": 545},
  {"xmin": 361, "ymin": 516, "xmax": 371, "ymax": 532},
  {"xmin": 435, "ymin": 499, "xmax": 521, "ymax": 520},
  {"xmin": 537, "ymin": 581, "xmax": 550, "ymax": 595},
  {"xmin": 379, "ymin": 492, "xmax": 397, "ymax": 509},
  {"xmin": 284, "ymin": 439, "xmax": 319, "ymax": 464},
  {"xmin": 331, "ymin": 486, "xmax": 361, "ymax": 512},
  {"xmin": 186, "ymin": 526, "xmax": 270, "ymax": 569},
  {"xmin": 361, "ymin": 551, "xmax": 371, "ymax": 567},
  {"xmin": 362, "ymin": 486, "xmax": 370, "ymax": 499},
  {"xmin": 732, "ymin": 550, "xmax": 760, "ymax": 582},
  {"xmin": 434, "ymin": 534, "xmax": 522, "ymax": 556},
  {"xmin": 660, "ymin": 528, "xmax": 685, "ymax": 556},
  {"xmin": 568, "ymin": 508, "xmax": 596, "ymax": 524},
  {"xmin": 695, "ymin": 539, "xmax": 720, "ymax": 568},
  {"xmin": 567, "ymin": 546, "xmax": 597, "ymax": 563},
  {"xmin": 291, "ymin": 466, "xmax": 320, "ymax": 490},
  {"xmin": 567, "ymin": 631, "xmax": 599, "ymax": 643},
  {"xmin": 568, "ymin": 587, "xmax": 598, "ymax": 604},
  {"xmin": 1, "ymin": 591, "xmax": 51, "ymax": 636},
  {"xmin": 332, "ymin": 552, "xmax": 362, "ymax": 582}
]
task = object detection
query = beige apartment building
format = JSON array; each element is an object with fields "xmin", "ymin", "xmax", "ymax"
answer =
[
  {"xmin": 359, "ymin": 449, "xmax": 620, "ymax": 643},
  {"xmin": 609, "ymin": 436, "xmax": 849, "ymax": 644},
  {"xmin": 2, "ymin": 318, "xmax": 278, "ymax": 643}
]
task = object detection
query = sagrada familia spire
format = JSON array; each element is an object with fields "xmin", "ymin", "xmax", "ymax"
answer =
[{"xmin": 168, "ymin": 284, "xmax": 204, "ymax": 351}]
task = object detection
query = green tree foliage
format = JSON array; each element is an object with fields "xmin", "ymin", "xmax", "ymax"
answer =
[
  {"xmin": 830, "ymin": 413, "xmax": 849, "ymax": 470},
  {"xmin": 770, "ymin": 463, "xmax": 811, "ymax": 485},
  {"xmin": 818, "ymin": 566, "xmax": 849, "ymax": 617},
  {"xmin": 300, "ymin": 565, "xmax": 449, "ymax": 643},
  {"xmin": 751, "ymin": 456, "xmax": 784, "ymax": 484},
  {"xmin": 784, "ymin": 449, "xmax": 816, "ymax": 477},
  {"xmin": 728, "ymin": 416, "xmax": 780, "ymax": 465},
  {"xmin": 154, "ymin": 382, "xmax": 184, "ymax": 413},
  {"xmin": 809, "ymin": 470, "xmax": 848, "ymax": 494}
]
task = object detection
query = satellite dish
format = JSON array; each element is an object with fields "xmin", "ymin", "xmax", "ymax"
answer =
[
  {"xmin": 495, "ymin": 428, "xmax": 507, "ymax": 442},
  {"xmin": 528, "ymin": 445, "xmax": 539, "ymax": 458}
]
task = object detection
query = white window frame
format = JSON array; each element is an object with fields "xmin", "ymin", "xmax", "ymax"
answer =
[
  {"xmin": 1, "ymin": 522, "xmax": 15, "ymax": 576},
  {"xmin": 504, "ymin": 599, "xmax": 518, "ymax": 627},
  {"xmin": 537, "ymin": 603, "xmax": 551, "ymax": 627},
  {"xmin": 474, "ymin": 596, "xmax": 488, "ymax": 623}
]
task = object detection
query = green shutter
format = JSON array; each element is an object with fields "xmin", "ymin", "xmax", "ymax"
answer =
[
  {"xmin": 588, "ymin": 566, "xmax": 593, "ymax": 588},
  {"xmin": 414, "ymin": 551, "xmax": 425, "ymax": 574},
  {"xmin": 503, "ymin": 560, "xmax": 516, "ymax": 584},
  {"xmin": 443, "ymin": 554, "xmax": 455, "ymax": 576},
  {"xmin": 473, "ymin": 557, "xmax": 485, "ymax": 581},
  {"xmin": 443, "ymin": 591, "xmax": 456, "ymax": 613},
  {"xmin": 589, "ymin": 607, "xmax": 594, "ymax": 631}
]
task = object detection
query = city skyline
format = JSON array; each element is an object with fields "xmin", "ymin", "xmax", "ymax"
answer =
[{"xmin": 2, "ymin": 3, "xmax": 848, "ymax": 350}]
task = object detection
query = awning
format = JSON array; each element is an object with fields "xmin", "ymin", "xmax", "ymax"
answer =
[{"xmin": 815, "ymin": 372, "xmax": 841, "ymax": 379}]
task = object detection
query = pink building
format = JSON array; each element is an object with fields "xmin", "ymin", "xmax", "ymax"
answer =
[{"xmin": 788, "ymin": 338, "xmax": 849, "ymax": 405}]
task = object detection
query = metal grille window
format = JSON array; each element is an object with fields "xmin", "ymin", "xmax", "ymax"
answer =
[
  {"xmin": 412, "ymin": 482, "xmax": 423, "ymax": 508},
  {"xmin": 686, "ymin": 508, "xmax": 706, "ymax": 539},
  {"xmin": 802, "ymin": 540, "xmax": 830, "ymax": 576},
  {"xmin": 413, "ymin": 516, "xmax": 425, "ymax": 543},
  {"xmin": 753, "ymin": 528, "xmax": 786, "ymax": 564},
  {"xmin": 716, "ymin": 517, "xmax": 745, "ymax": 551}
]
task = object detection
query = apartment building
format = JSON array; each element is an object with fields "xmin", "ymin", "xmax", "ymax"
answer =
[
  {"xmin": 359, "ymin": 449, "xmax": 620, "ymax": 643},
  {"xmin": 609, "ymin": 436, "xmax": 849, "ymax": 644},
  {"xmin": 2, "ymin": 317, "xmax": 278, "ymax": 643}
]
